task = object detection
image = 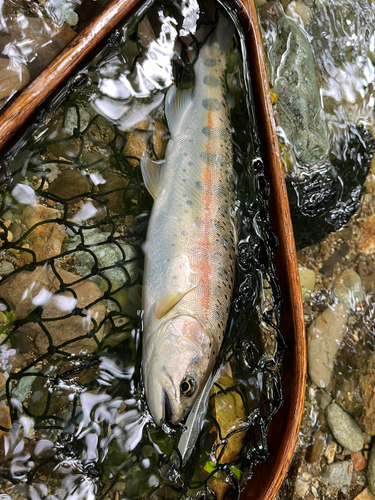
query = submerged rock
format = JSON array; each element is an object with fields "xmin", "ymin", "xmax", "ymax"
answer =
[
  {"xmin": 48, "ymin": 169, "xmax": 92, "ymax": 201},
  {"xmin": 332, "ymin": 269, "xmax": 365, "ymax": 310},
  {"xmin": 368, "ymin": 445, "xmax": 375, "ymax": 495},
  {"xmin": 299, "ymin": 265, "xmax": 316, "ymax": 300},
  {"xmin": 323, "ymin": 460, "xmax": 353, "ymax": 489},
  {"xmin": 21, "ymin": 204, "xmax": 65, "ymax": 262},
  {"xmin": 265, "ymin": 6, "xmax": 329, "ymax": 167},
  {"xmin": 326, "ymin": 402, "xmax": 364, "ymax": 452},
  {"xmin": 355, "ymin": 354, "xmax": 375, "ymax": 436},
  {"xmin": 66, "ymin": 228, "xmax": 139, "ymax": 292},
  {"xmin": 307, "ymin": 303, "xmax": 349, "ymax": 387},
  {"xmin": 0, "ymin": 266, "xmax": 105, "ymax": 355},
  {"xmin": 0, "ymin": 59, "xmax": 30, "ymax": 101},
  {"xmin": 97, "ymin": 171, "xmax": 129, "ymax": 214}
]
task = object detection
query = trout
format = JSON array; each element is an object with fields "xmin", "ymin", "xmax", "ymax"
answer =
[{"xmin": 141, "ymin": 13, "xmax": 236, "ymax": 425}]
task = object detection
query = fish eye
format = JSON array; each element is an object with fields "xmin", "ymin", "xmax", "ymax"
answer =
[{"xmin": 180, "ymin": 377, "xmax": 197, "ymax": 397}]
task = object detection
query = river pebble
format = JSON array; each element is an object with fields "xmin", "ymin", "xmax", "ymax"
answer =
[
  {"xmin": 299, "ymin": 265, "xmax": 316, "ymax": 300},
  {"xmin": 285, "ymin": 1, "xmax": 312, "ymax": 26},
  {"xmin": 368, "ymin": 444, "xmax": 375, "ymax": 495},
  {"xmin": 333, "ymin": 269, "xmax": 365, "ymax": 310},
  {"xmin": 326, "ymin": 403, "xmax": 364, "ymax": 452},
  {"xmin": 306, "ymin": 430, "xmax": 325, "ymax": 464},
  {"xmin": 354, "ymin": 488, "xmax": 375, "ymax": 500},
  {"xmin": 0, "ymin": 59, "xmax": 30, "ymax": 100},
  {"xmin": 48, "ymin": 169, "xmax": 92, "ymax": 201},
  {"xmin": 295, "ymin": 477, "xmax": 310, "ymax": 497},
  {"xmin": 0, "ymin": 265, "xmax": 105, "ymax": 355},
  {"xmin": 356, "ymin": 354, "xmax": 375, "ymax": 435},
  {"xmin": 307, "ymin": 303, "xmax": 349, "ymax": 387},
  {"xmin": 322, "ymin": 460, "xmax": 353, "ymax": 489},
  {"xmin": 325, "ymin": 441, "xmax": 337, "ymax": 464}
]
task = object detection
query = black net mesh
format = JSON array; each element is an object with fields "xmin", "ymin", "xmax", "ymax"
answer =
[{"xmin": 0, "ymin": 2, "xmax": 284, "ymax": 499}]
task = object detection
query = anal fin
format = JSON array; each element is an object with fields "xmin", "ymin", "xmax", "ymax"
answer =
[{"xmin": 140, "ymin": 154, "xmax": 166, "ymax": 200}]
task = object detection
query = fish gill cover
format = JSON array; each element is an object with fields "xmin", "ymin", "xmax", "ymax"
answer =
[{"xmin": 0, "ymin": 1, "xmax": 283, "ymax": 499}]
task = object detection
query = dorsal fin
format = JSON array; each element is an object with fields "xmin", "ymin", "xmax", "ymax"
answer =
[
  {"xmin": 140, "ymin": 154, "xmax": 166, "ymax": 200},
  {"xmin": 154, "ymin": 287, "xmax": 196, "ymax": 319},
  {"xmin": 165, "ymin": 85, "xmax": 194, "ymax": 134}
]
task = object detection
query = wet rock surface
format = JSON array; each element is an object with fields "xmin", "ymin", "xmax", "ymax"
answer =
[
  {"xmin": 0, "ymin": 265, "xmax": 105, "ymax": 354},
  {"xmin": 326, "ymin": 403, "xmax": 364, "ymax": 452},
  {"xmin": 307, "ymin": 302, "xmax": 349, "ymax": 388},
  {"xmin": 323, "ymin": 460, "xmax": 353, "ymax": 489}
]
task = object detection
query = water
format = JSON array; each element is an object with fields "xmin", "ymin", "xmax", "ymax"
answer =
[
  {"xmin": 0, "ymin": 1, "xmax": 283, "ymax": 499},
  {"xmin": 256, "ymin": 0, "xmax": 375, "ymax": 498},
  {"xmin": 0, "ymin": 0, "xmax": 110, "ymax": 110}
]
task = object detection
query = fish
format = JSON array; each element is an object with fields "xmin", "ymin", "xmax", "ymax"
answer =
[{"xmin": 141, "ymin": 12, "xmax": 236, "ymax": 425}]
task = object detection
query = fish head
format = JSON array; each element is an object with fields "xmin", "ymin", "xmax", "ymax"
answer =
[{"xmin": 144, "ymin": 315, "xmax": 216, "ymax": 425}]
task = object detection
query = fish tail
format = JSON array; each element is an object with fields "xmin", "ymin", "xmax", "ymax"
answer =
[{"xmin": 210, "ymin": 11, "xmax": 235, "ymax": 54}]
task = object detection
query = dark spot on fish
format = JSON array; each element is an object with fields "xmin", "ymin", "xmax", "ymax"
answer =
[
  {"xmin": 182, "ymin": 178, "xmax": 187, "ymax": 182},
  {"xmin": 203, "ymin": 75, "xmax": 220, "ymax": 87},
  {"xmin": 217, "ymin": 185, "xmax": 226, "ymax": 197},
  {"xmin": 202, "ymin": 98, "xmax": 221, "ymax": 111},
  {"xmin": 186, "ymin": 200, "xmax": 193, "ymax": 206},
  {"xmin": 196, "ymin": 181, "xmax": 203, "ymax": 190},
  {"xmin": 188, "ymin": 161, "xmax": 194, "ymax": 166},
  {"xmin": 181, "ymin": 231, "xmax": 188, "ymax": 236},
  {"xmin": 204, "ymin": 58, "xmax": 217, "ymax": 67}
]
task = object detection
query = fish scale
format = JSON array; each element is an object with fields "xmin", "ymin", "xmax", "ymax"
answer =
[{"xmin": 141, "ymin": 13, "xmax": 236, "ymax": 425}]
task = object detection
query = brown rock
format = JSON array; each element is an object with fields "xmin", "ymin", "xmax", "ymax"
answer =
[
  {"xmin": 48, "ymin": 169, "xmax": 91, "ymax": 201},
  {"xmin": 0, "ymin": 266, "xmax": 105, "ymax": 355},
  {"xmin": 0, "ymin": 372, "xmax": 6, "ymax": 393},
  {"xmin": 0, "ymin": 58, "xmax": 30, "ymax": 100},
  {"xmin": 354, "ymin": 488, "xmax": 375, "ymax": 500},
  {"xmin": 0, "ymin": 404, "xmax": 11, "ymax": 440},
  {"xmin": 153, "ymin": 120, "xmax": 168, "ymax": 159},
  {"xmin": 351, "ymin": 451, "xmax": 367, "ymax": 471},
  {"xmin": 306, "ymin": 430, "xmax": 325, "ymax": 464},
  {"xmin": 0, "ymin": 16, "xmax": 75, "ymax": 80},
  {"xmin": 357, "ymin": 214, "xmax": 375, "ymax": 255},
  {"xmin": 97, "ymin": 171, "xmax": 129, "ymax": 214},
  {"xmin": 356, "ymin": 354, "xmax": 375, "ymax": 435},
  {"xmin": 21, "ymin": 204, "xmax": 65, "ymax": 262},
  {"xmin": 123, "ymin": 121, "xmax": 151, "ymax": 168}
]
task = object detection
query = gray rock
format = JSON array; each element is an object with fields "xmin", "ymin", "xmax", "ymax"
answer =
[
  {"xmin": 333, "ymin": 269, "xmax": 365, "ymax": 310},
  {"xmin": 67, "ymin": 228, "xmax": 139, "ymax": 292},
  {"xmin": 0, "ymin": 261, "xmax": 14, "ymax": 276},
  {"xmin": 316, "ymin": 388, "xmax": 332, "ymax": 410},
  {"xmin": 368, "ymin": 444, "xmax": 375, "ymax": 495},
  {"xmin": 326, "ymin": 403, "xmax": 364, "ymax": 452},
  {"xmin": 307, "ymin": 303, "xmax": 349, "ymax": 387},
  {"xmin": 269, "ymin": 14, "xmax": 329, "ymax": 166},
  {"xmin": 12, "ymin": 368, "xmax": 37, "ymax": 403},
  {"xmin": 323, "ymin": 460, "xmax": 353, "ymax": 489}
]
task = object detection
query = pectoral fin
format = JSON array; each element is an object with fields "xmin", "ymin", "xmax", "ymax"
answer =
[
  {"xmin": 165, "ymin": 85, "xmax": 194, "ymax": 133},
  {"xmin": 140, "ymin": 154, "xmax": 166, "ymax": 200},
  {"xmin": 155, "ymin": 288, "xmax": 196, "ymax": 319}
]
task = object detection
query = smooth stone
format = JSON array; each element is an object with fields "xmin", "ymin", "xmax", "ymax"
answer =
[
  {"xmin": 368, "ymin": 445, "xmax": 375, "ymax": 495},
  {"xmin": 307, "ymin": 303, "xmax": 349, "ymax": 387},
  {"xmin": 21, "ymin": 204, "xmax": 65, "ymax": 262},
  {"xmin": 0, "ymin": 403, "xmax": 11, "ymax": 439},
  {"xmin": 305, "ymin": 430, "xmax": 325, "ymax": 464},
  {"xmin": 285, "ymin": 1, "xmax": 312, "ymax": 26},
  {"xmin": 295, "ymin": 478, "xmax": 310, "ymax": 497},
  {"xmin": 0, "ymin": 261, "xmax": 14, "ymax": 276},
  {"xmin": 355, "ymin": 488, "xmax": 375, "ymax": 500},
  {"xmin": 316, "ymin": 388, "xmax": 332, "ymax": 410},
  {"xmin": 0, "ymin": 58, "xmax": 30, "ymax": 100},
  {"xmin": 97, "ymin": 171, "xmax": 129, "ymax": 214},
  {"xmin": 269, "ymin": 13, "xmax": 329, "ymax": 166},
  {"xmin": 333, "ymin": 269, "xmax": 365, "ymax": 310},
  {"xmin": 64, "ymin": 107, "xmax": 91, "ymax": 135},
  {"xmin": 323, "ymin": 460, "xmax": 353, "ymax": 489},
  {"xmin": 299, "ymin": 265, "xmax": 316, "ymax": 300},
  {"xmin": 0, "ymin": 266, "xmax": 105, "ymax": 355},
  {"xmin": 48, "ymin": 169, "xmax": 92, "ymax": 201},
  {"xmin": 326, "ymin": 403, "xmax": 364, "ymax": 452},
  {"xmin": 351, "ymin": 451, "xmax": 367, "ymax": 472},
  {"xmin": 66, "ymin": 228, "xmax": 139, "ymax": 291},
  {"xmin": 12, "ymin": 367, "xmax": 37, "ymax": 403}
]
